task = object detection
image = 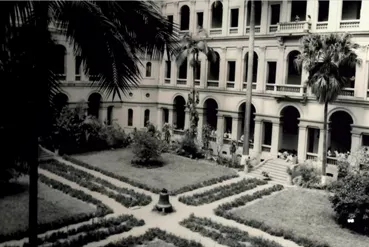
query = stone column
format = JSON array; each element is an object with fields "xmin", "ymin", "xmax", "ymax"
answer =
[
  {"xmin": 66, "ymin": 49, "xmax": 75, "ymax": 82},
  {"xmin": 256, "ymin": 47, "xmax": 266, "ymax": 91},
  {"xmin": 271, "ymin": 120, "xmax": 282, "ymax": 156},
  {"xmin": 221, "ymin": 0, "xmax": 229, "ymax": 35},
  {"xmin": 219, "ymin": 47, "xmax": 227, "ymax": 89},
  {"xmin": 197, "ymin": 109, "xmax": 204, "ymax": 143},
  {"xmin": 253, "ymin": 118, "xmax": 262, "ymax": 155},
  {"xmin": 190, "ymin": 0, "xmax": 196, "ymax": 33},
  {"xmin": 186, "ymin": 59, "xmax": 192, "ymax": 87},
  {"xmin": 204, "ymin": 0, "xmax": 211, "ymax": 31},
  {"xmin": 280, "ymin": 0, "xmax": 289, "ymax": 22},
  {"xmin": 217, "ymin": 114, "xmax": 224, "ymax": 144},
  {"xmin": 171, "ymin": 60, "xmax": 177, "ymax": 85},
  {"xmin": 360, "ymin": 1, "xmax": 369, "ymax": 30},
  {"xmin": 355, "ymin": 47, "xmax": 368, "ymax": 98},
  {"xmin": 238, "ymin": 0, "xmax": 246, "ymax": 35},
  {"xmin": 168, "ymin": 107, "xmax": 174, "ymax": 129},
  {"xmin": 297, "ymin": 124, "xmax": 308, "ymax": 162},
  {"xmin": 327, "ymin": 0, "xmax": 340, "ymax": 30},
  {"xmin": 235, "ymin": 46, "xmax": 243, "ymax": 91},
  {"xmin": 259, "ymin": 1, "xmax": 268, "ymax": 34},
  {"xmin": 200, "ymin": 59, "xmax": 207, "ymax": 88},
  {"xmin": 318, "ymin": 128, "xmax": 325, "ymax": 161},
  {"xmin": 184, "ymin": 109, "xmax": 190, "ymax": 130},
  {"xmin": 351, "ymin": 129, "xmax": 362, "ymax": 153},
  {"xmin": 286, "ymin": 0, "xmax": 292, "ymax": 22},
  {"xmin": 157, "ymin": 107, "xmax": 163, "ymax": 130},
  {"xmin": 231, "ymin": 116, "xmax": 239, "ymax": 140},
  {"xmin": 238, "ymin": 116, "xmax": 244, "ymax": 140},
  {"xmin": 305, "ymin": 0, "xmax": 316, "ymax": 23},
  {"xmin": 276, "ymin": 46, "xmax": 286, "ymax": 85}
]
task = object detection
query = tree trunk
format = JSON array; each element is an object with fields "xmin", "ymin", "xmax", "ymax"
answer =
[
  {"xmin": 242, "ymin": 0, "xmax": 255, "ymax": 158},
  {"xmin": 29, "ymin": 132, "xmax": 39, "ymax": 246},
  {"xmin": 322, "ymin": 101, "xmax": 328, "ymax": 176}
]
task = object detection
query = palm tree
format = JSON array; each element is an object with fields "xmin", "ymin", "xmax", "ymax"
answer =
[
  {"xmin": 0, "ymin": 1, "xmax": 178, "ymax": 245},
  {"xmin": 176, "ymin": 28, "xmax": 217, "ymax": 138},
  {"xmin": 295, "ymin": 33, "xmax": 359, "ymax": 183},
  {"xmin": 242, "ymin": 0, "xmax": 255, "ymax": 163}
]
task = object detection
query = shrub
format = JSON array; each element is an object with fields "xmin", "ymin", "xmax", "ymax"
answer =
[
  {"xmin": 329, "ymin": 172, "xmax": 369, "ymax": 234},
  {"xmin": 131, "ymin": 131, "xmax": 164, "ymax": 167},
  {"xmin": 289, "ymin": 163, "xmax": 321, "ymax": 188},
  {"xmin": 177, "ymin": 132, "xmax": 203, "ymax": 159},
  {"xmin": 337, "ymin": 160, "xmax": 350, "ymax": 179}
]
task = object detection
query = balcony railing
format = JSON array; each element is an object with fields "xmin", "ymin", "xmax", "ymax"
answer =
[
  {"xmin": 327, "ymin": 157, "xmax": 338, "ymax": 165},
  {"xmin": 269, "ymin": 25, "xmax": 278, "ymax": 33},
  {"xmin": 242, "ymin": 82, "xmax": 257, "ymax": 90},
  {"xmin": 164, "ymin": 78, "xmax": 171, "ymax": 84},
  {"xmin": 339, "ymin": 88, "xmax": 354, "ymax": 97},
  {"xmin": 178, "ymin": 30, "xmax": 189, "ymax": 36},
  {"xmin": 210, "ymin": 28, "xmax": 222, "ymax": 35},
  {"xmin": 57, "ymin": 74, "xmax": 66, "ymax": 81},
  {"xmin": 246, "ymin": 26, "xmax": 260, "ymax": 33},
  {"xmin": 226, "ymin": 81, "xmax": 235, "ymax": 88},
  {"xmin": 265, "ymin": 84, "xmax": 304, "ymax": 95},
  {"xmin": 176, "ymin": 79, "xmax": 187, "ymax": 85},
  {"xmin": 261, "ymin": 144, "xmax": 271, "ymax": 152},
  {"xmin": 238, "ymin": 141, "xmax": 254, "ymax": 149},
  {"xmin": 339, "ymin": 20, "xmax": 360, "ymax": 29},
  {"xmin": 306, "ymin": 152, "xmax": 318, "ymax": 161},
  {"xmin": 229, "ymin": 27, "xmax": 238, "ymax": 34},
  {"xmin": 207, "ymin": 80, "xmax": 219, "ymax": 87},
  {"xmin": 173, "ymin": 129, "xmax": 185, "ymax": 136},
  {"xmin": 277, "ymin": 21, "xmax": 311, "ymax": 33},
  {"xmin": 194, "ymin": 79, "xmax": 200, "ymax": 86},
  {"xmin": 316, "ymin": 21, "xmax": 328, "ymax": 30}
]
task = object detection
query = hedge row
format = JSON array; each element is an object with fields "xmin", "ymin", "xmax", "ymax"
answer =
[
  {"xmin": 27, "ymin": 215, "xmax": 144, "ymax": 247},
  {"xmin": 179, "ymin": 178, "xmax": 267, "ymax": 206},
  {"xmin": 104, "ymin": 228, "xmax": 203, "ymax": 247},
  {"xmin": 214, "ymin": 185, "xmax": 331, "ymax": 247},
  {"xmin": 40, "ymin": 160, "xmax": 152, "ymax": 207},
  {"xmin": 180, "ymin": 214, "xmax": 283, "ymax": 247},
  {"xmin": 63, "ymin": 155, "xmax": 239, "ymax": 195},
  {"xmin": 25, "ymin": 215, "xmax": 144, "ymax": 246},
  {"xmin": 0, "ymin": 175, "xmax": 112, "ymax": 244}
]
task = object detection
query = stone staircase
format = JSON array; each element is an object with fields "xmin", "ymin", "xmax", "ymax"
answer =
[
  {"xmin": 38, "ymin": 147, "xmax": 54, "ymax": 161},
  {"xmin": 249, "ymin": 158, "xmax": 290, "ymax": 184}
]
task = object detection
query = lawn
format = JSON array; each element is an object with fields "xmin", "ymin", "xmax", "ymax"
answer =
[
  {"xmin": 231, "ymin": 188, "xmax": 369, "ymax": 247},
  {"xmin": 0, "ymin": 176, "xmax": 96, "ymax": 237},
  {"xmin": 72, "ymin": 149, "xmax": 237, "ymax": 193}
]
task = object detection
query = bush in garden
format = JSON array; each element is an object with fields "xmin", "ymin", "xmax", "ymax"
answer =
[
  {"xmin": 177, "ymin": 131, "xmax": 203, "ymax": 159},
  {"xmin": 288, "ymin": 162, "xmax": 321, "ymax": 188},
  {"xmin": 337, "ymin": 160, "xmax": 351, "ymax": 179},
  {"xmin": 329, "ymin": 172, "xmax": 369, "ymax": 234},
  {"xmin": 162, "ymin": 123, "xmax": 172, "ymax": 144},
  {"xmin": 131, "ymin": 131, "xmax": 164, "ymax": 167}
]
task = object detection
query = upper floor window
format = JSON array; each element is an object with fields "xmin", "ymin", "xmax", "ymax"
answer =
[
  {"xmin": 75, "ymin": 56, "xmax": 82, "ymax": 81},
  {"xmin": 51, "ymin": 44, "xmax": 66, "ymax": 80},
  {"xmin": 318, "ymin": 0, "xmax": 329, "ymax": 22},
  {"xmin": 144, "ymin": 109, "xmax": 150, "ymax": 126},
  {"xmin": 197, "ymin": 12, "xmax": 204, "ymax": 29},
  {"xmin": 291, "ymin": 0, "xmax": 307, "ymax": 21},
  {"xmin": 180, "ymin": 5, "xmax": 190, "ymax": 30},
  {"xmin": 145, "ymin": 62, "xmax": 152, "ymax": 77},
  {"xmin": 165, "ymin": 61, "xmax": 171, "ymax": 78},
  {"xmin": 247, "ymin": 0, "xmax": 262, "ymax": 26},
  {"xmin": 230, "ymin": 9, "xmax": 239, "ymax": 27},
  {"xmin": 211, "ymin": 1, "xmax": 223, "ymax": 28},
  {"xmin": 167, "ymin": 15, "xmax": 173, "ymax": 33},
  {"xmin": 128, "ymin": 109, "xmax": 133, "ymax": 126},
  {"xmin": 270, "ymin": 4, "xmax": 280, "ymax": 25},
  {"xmin": 342, "ymin": 0, "xmax": 361, "ymax": 20}
]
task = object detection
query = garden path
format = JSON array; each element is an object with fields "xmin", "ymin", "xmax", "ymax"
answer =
[{"xmin": 0, "ymin": 156, "xmax": 302, "ymax": 247}]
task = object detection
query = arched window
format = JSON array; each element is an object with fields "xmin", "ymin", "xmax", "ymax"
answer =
[
  {"xmin": 146, "ymin": 62, "xmax": 152, "ymax": 77},
  {"xmin": 144, "ymin": 109, "xmax": 150, "ymax": 126},
  {"xmin": 180, "ymin": 5, "xmax": 190, "ymax": 30},
  {"xmin": 53, "ymin": 93, "xmax": 69, "ymax": 113},
  {"xmin": 128, "ymin": 109, "xmax": 133, "ymax": 126},
  {"xmin": 211, "ymin": 1, "xmax": 223, "ymax": 28},
  {"xmin": 88, "ymin": 93, "xmax": 102, "ymax": 119}
]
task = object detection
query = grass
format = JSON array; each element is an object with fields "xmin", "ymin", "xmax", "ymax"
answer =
[
  {"xmin": 0, "ymin": 176, "xmax": 95, "ymax": 238},
  {"xmin": 231, "ymin": 188, "xmax": 369, "ymax": 247},
  {"xmin": 71, "ymin": 148, "xmax": 237, "ymax": 194}
]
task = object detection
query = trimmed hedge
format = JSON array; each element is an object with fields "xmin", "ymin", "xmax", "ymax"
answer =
[
  {"xmin": 179, "ymin": 178, "xmax": 267, "ymax": 206},
  {"xmin": 214, "ymin": 185, "xmax": 331, "ymax": 247},
  {"xmin": 40, "ymin": 160, "xmax": 152, "ymax": 207},
  {"xmin": 0, "ymin": 175, "xmax": 113, "ymax": 244},
  {"xmin": 26, "ymin": 215, "xmax": 144, "ymax": 246},
  {"xmin": 180, "ymin": 214, "xmax": 283, "ymax": 247},
  {"xmin": 63, "ymin": 155, "xmax": 239, "ymax": 195},
  {"xmin": 104, "ymin": 228, "xmax": 203, "ymax": 247},
  {"xmin": 25, "ymin": 215, "xmax": 144, "ymax": 247}
]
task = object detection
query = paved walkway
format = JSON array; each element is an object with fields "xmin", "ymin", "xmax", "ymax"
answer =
[{"xmin": 1, "ymin": 155, "xmax": 302, "ymax": 247}]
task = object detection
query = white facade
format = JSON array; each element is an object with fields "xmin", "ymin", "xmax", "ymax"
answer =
[{"xmin": 58, "ymin": 0, "xmax": 369, "ymax": 163}]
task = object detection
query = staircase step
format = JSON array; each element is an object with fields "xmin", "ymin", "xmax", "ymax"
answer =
[{"xmin": 261, "ymin": 165, "xmax": 288, "ymax": 172}]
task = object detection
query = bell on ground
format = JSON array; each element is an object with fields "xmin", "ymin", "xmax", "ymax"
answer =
[{"xmin": 156, "ymin": 188, "xmax": 173, "ymax": 213}]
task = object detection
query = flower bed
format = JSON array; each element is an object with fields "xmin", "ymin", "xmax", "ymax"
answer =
[
  {"xmin": 40, "ymin": 160, "xmax": 152, "ymax": 207},
  {"xmin": 213, "ymin": 185, "xmax": 332, "ymax": 247},
  {"xmin": 104, "ymin": 228, "xmax": 202, "ymax": 247},
  {"xmin": 178, "ymin": 178, "xmax": 267, "ymax": 206},
  {"xmin": 63, "ymin": 155, "xmax": 238, "ymax": 195},
  {"xmin": 24, "ymin": 214, "xmax": 144, "ymax": 247},
  {"xmin": 180, "ymin": 214, "xmax": 283, "ymax": 247},
  {"xmin": 0, "ymin": 175, "xmax": 112, "ymax": 244}
]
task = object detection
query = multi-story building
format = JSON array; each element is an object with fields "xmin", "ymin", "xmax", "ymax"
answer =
[{"xmin": 56, "ymin": 0, "xmax": 369, "ymax": 164}]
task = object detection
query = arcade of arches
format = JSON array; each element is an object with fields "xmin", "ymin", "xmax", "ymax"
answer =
[{"xmin": 161, "ymin": 99, "xmax": 363, "ymax": 161}]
